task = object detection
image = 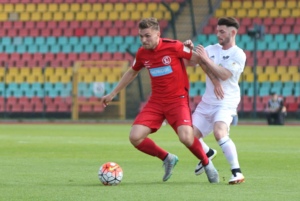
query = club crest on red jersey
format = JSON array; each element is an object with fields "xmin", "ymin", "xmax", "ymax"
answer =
[{"xmin": 162, "ymin": 56, "xmax": 171, "ymax": 65}]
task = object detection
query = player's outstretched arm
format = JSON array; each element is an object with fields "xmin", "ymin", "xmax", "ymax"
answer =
[{"xmin": 100, "ymin": 68, "xmax": 139, "ymax": 107}]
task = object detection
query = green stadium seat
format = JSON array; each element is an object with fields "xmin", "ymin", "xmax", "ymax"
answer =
[
  {"xmin": 50, "ymin": 45, "xmax": 61, "ymax": 53},
  {"xmin": 46, "ymin": 37, "xmax": 56, "ymax": 45},
  {"xmin": 80, "ymin": 36, "xmax": 90, "ymax": 45},
  {"xmin": 62, "ymin": 44, "xmax": 72, "ymax": 53},
  {"xmin": 84, "ymin": 44, "xmax": 95, "ymax": 53},
  {"xmin": 16, "ymin": 45, "xmax": 27, "ymax": 53},
  {"xmin": 58, "ymin": 37, "xmax": 68, "ymax": 45},
  {"xmin": 91, "ymin": 36, "xmax": 101, "ymax": 45},
  {"xmin": 28, "ymin": 45, "xmax": 38, "ymax": 53},
  {"xmin": 24, "ymin": 37, "xmax": 34, "ymax": 45}
]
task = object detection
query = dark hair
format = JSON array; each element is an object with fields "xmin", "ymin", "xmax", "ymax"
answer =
[
  {"xmin": 138, "ymin": 17, "xmax": 160, "ymax": 31},
  {"xmin": 218, "ymin": 17, "xmax": 240, "ymax": 30}
]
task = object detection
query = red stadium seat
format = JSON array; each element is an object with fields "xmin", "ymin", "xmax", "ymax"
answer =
[
  {"xmin": 287, "ymin": 103, "xmax": 298, "ymax": 112},
  {"xmin": 48, "ymin": 21, "xmax": 58, "ymax": 29}
]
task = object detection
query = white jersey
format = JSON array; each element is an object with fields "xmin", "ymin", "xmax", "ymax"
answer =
[{"xmin": 201, "ymin": 44, "xmax": 246, "ymax": 108}]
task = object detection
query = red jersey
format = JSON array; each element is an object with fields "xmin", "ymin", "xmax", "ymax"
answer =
[{"xmin": 132, "ymin": 38, "xmax": 192, "ymax": 101}]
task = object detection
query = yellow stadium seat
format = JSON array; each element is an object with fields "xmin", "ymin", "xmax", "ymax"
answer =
[
  {"xmin": 147, "ymin": 3, "xmax": 158, "ymax": 12},
  {"xmin": 70, "ymin": 3, "xmax": 80, "ymax": 12},
  {"xmin": 158, "ymin": 4, "xmax": 167, "ymax": 11},
  {"xmin": 189, "ymin": 74, "xmax": 200, "ymax": 82},
  {"xmin": 164, "ymin": 11, "xmax": 171, "ymax": 20},
  {"xmin": 108, "ymin": 11, "xmax": 119, "ymax": 21},
  {"xmin": 243, "ymin": 1, "xmax": 253, "ymax": 9},
  {"xmin": 264, "ymin": 66, "xmax": 276, "ymax": 74},
  {"xmin": 48, "ymin": 4, "xmax": 58, "ymax": 12},
  {"xmin": 244, "ymin": 74, "xmax": 254, "ymax": 82},
  {"xmin": 53, "ymin": 12, "xmax": 63, "ymax": 21},
  {"xmin": 15, "ymin": 75, "xmax": 25, "ymax": 83},
  {"xmin": 264, "ymin": 1, "xmax": 274, "ymax": 9},
  {"xmin": 5, "ymin": 75, "xmax": 14, "ymax": 83},
  {"xmin": 48, "ymin": 75, "xmax": 60, "ymax": 83},
  {"xmin": 291, "ymin": 9, "xmax": 300, "ymax": 17},
  {"xmin": 186, "ymin": 67, "xmax": 194, "ymax": 74},
  {"xmin": 0, "ymin": 13, "xmax": 8, "ymax": 21},
  {"xmin": 194, "ymin": 67, "xmax": 203, "ymax": 75},
  {"xmin": 243, "ymin": 66, "xmax": 252, "ymax": 74},
  {"xmin": 89, "ymin": 68, "xmax": 100, "ymax": 74},
  {"xmin": 60, "ymin": 75, "xmax": 71, "ymax": 83},
  {"xmin": 20, "ymin": 68, "xmax": 31, "ymax": 76},
  {"xmin": 19, "ymin": 12, "xmax": 30, "ymax": 21},
  {"xmin": 15, "ymin": 4, "xmax": 25, "ymax": 12},
  {"xmin": 94, "ymin": 74, "xmax": 105, "ymax": 82},
  {"xmin": 31, "ymin": 68, "xmax": 42, "ymax": 75},
  {"xmin": 153, "ymin": 10, "xmax": 164, "ymax": 20},
  {"xmin": 103, "ymin": 3, "xmax": 113, "ymax": 12},
  {"xmin": 31, "ymin": 12, "xmax": 42, "ymax": 21},
  {"xmin": 257, "ymin": 74, "xmax": 268, "ymax": 82},
  {"xmin": 4, "ymin": 4, "xmax": 14, "ymax": 12},
  {"xmin": 106, "ymin": 74, "xmax": 120, "ymax": 82},
  {"xmin": 269, "ymin": 8, "xmax": 280, "ymax": 17},
  {"xmin": 248, "ymin": 9, "xmax": 258, "ymax": 18},
  {"xmin": 281, "ymin": 9, "xmax": 291, "ymax": 18},
  {"xmin": 37, "ymin": 4, "xmax": 47, "ymax": 12},
  {"xmin": 97, "ymin": 12, "xmax": 107, "ymax": 20},
  {"xmin": 125, "ymin": 3, "xmax": 136, "ymax": 12},
  {"xmin": 291, "ymin": 73, "xmax": 299, "ymax": 82},
  {"xmin": 42, "ymin": 12, "xmax": 52, "ymax": 21},
  {"xmin": 0, "ymin": 4, "xmax": 3, "ymax": 12},
  {"xmin": 253, "ymin": 1, "xmax": 263, "ymax": 9},
  {"xmin": 276, "ymin": 66, "xmax": 287, "ymax": 74},
  {"xmin": 26, "ymin": 75, "xmax": 35, "ymax": 83},
  {"xmin": 35, "ymin": 75, "xmax": 44, "ymax": 83},
  {"xmin": 131, "ymin": 11, "xmax": 141, "ymax": 21},
  {"xmin": 66, "ymin": 68, "xmax": 72, "ymax": 76},
  {"xmin": 226, "ymin": 9, "xmax": 236, "ymax": 17},
  {"xmin": 280, "ymin": 74, "xmax": 291, "ymax": 82},
  {"xmin": 220, "ymin": 1, "xmax": 230, "ymax": 9},
  {"xmin": 231, "ymin": 1, "xmax": 242, "ymax": 9},
  {"xmin": 269, "ymin": 74, "xmax": 280, "ymax": 82},
  {"xmin": 136, "ymin": 3, "xmax": 147, "ymax": 11},
  {"xmin": 83, "ymin": 74, "xmax": 94, "ymax": 82},
  {"xmin": 200, "ymin": 74, "xmax": 206, "ymax": 82},
  {"xmin": 237, "ymin": 9, "xmax": 247, "ymax": 18},
  {"xmin": 81, "ymin": 3, "xmax": 92, "ymax": 12},
  {"xmin": 92, "ymin": 4, "xmax": 102, "ymax": 12},
  {"xmin": 258, "ymin": 9, "xmax": 269, "ymax": 18},
  {"xmin": 65, "ymin": 12, "xmax": 74, "ymax": 21},
  {"xmin": 287, "ymin": 66, "xmax": 299, "ymax": 74},
  {"xmin": 26, "ymin": 4, "xmax": 36, "ymax": 12},
  {"xmin": 86, "ymin": 12, "xmax": 97, "ymax": 21},
  {"xmin": 256, "ymin": 66, "xmax": 264, "ymax": 74},
  {"xmin": 76, "ymin": 12, "xmax": 86, "ymax": 21},
  {"xmin": 114, "ymin": 3, "xmax": 124, "ymax": 12},
  {"xmin": 142, "ymin": 11, "xmax": 152, "ymax": 19},
  {"xmin": 275, "ymin": 1, "xmax": 285, "ymax": 9},
  {"xmin": 101, "ymin": 68, "xmax": 112, "ymax": 75},
  {"xmin": 215, "ymin": 9, "xmax": 225, "ymax": 18},
  {"xmin": 119, "ymin": 11, "xmax": 130, "ymax": 20},
  {"xmin": 287, "ymin": 1, "xmax": 297, "ymax": 9},
  {"xmin": 170, "ymin": 3, "xmax": 180, "ymax": 12},
  {"xmin": 59, "ymin": 3, "xmax": 69, "ymax": 12}
]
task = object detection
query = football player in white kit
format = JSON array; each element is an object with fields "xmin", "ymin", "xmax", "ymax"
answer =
[{"xmin": 185, "ymin": 17, "xmax": 246, "ymax": 184}]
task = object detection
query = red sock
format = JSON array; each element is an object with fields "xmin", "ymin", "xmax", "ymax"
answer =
[
  {"xmin": 188, "ymin": 137, "xmax": 209, "ymax": 165},
  {"xmin": 135, "ymin": 138, "xmax": 168, "ymax": 160}
]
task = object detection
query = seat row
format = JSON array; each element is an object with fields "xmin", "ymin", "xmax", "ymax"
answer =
[
  {"xmin": 0, "ymin": 2, "xmax": 180, "ymax": 12},
  {"xmin": 0, "ymin": 52, "xmax": 134, "ymax": 67},
  {"xmin": 220, "ymin": 0, "xmax": 299, "ymax": 9},
  {"xmin": 0, "ymin": 0, "xmax": 184, "ymax": 4},
  {"xmin": 0, "ymin": 82, "xmax": 117, "ymax": 97}
]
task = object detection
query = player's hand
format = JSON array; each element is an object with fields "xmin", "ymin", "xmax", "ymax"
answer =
[
  {"xmin": 183, "ymin": 40, "xmax": 194, "ymax": 50},
  {"xmin": 100, "ymin": 94, "xmax": 114, "ymax": 107},
  {"xmin": 213, "ymin": 82, "xmax": 224, "ymax": 100},
  {"xmin": 195, "ymin": 45, "xmax": 209, "ymax": 62}
]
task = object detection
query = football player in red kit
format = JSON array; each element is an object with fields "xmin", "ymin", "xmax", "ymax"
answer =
[{"xmin": 100, "ymin": 17, "xmax": 219, "ymax": 183}]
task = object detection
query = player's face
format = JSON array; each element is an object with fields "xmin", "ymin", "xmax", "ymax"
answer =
[
  {"xmin": 216, "ymin": 25, "xmax": 232, "ymax": 47},
  {"xmin": 139, "ymin": 28, "xmax": 160, "ymax": 50}
]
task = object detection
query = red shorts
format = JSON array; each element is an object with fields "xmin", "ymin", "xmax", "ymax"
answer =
[{"xmin": 133, "ymin": 96, "xmax": 192, "ymax": 133}]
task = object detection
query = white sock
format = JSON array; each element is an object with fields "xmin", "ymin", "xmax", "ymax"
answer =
[
  {"xmin": 199, "ymin": 138, "xmax": 210, "ymax": 153},
  {"xmin": 218, "ymin": 136, "xmax": 240, "ymax": 170}
]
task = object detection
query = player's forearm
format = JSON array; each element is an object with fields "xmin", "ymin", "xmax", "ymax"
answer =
[
  {"xmin": 202, "ymin": 58, "xmax": 231, "ymax": 81},
  {"xmin": 110, "ymin": 69, "xmax": 138, "ymax": 98},
  {"xmin": 198, "ymin": 61, "xmax": 219, "ymax": 84}
]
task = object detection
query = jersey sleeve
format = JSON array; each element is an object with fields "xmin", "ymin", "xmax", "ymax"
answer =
[
  {"xmin": 175, "ymin": 41, "xmax": 193, "ymax": 60},
  {"xmin": 131, "ymin": 49, "xmax": 144, "ymax": 71}
]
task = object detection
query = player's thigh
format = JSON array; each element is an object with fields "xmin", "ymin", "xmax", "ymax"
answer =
[
  {"xmin": 213, "ymin": 107, "xmax": 235, "ymax": 138},
  {"xmin": 192, "ymin": 107, "xmax": 214, "ymax": 137},
  {"xmin": 133, "ymin": 101, "xmax": 165, "ymax": 133},
  {"xmin": 164, "ymin": 98, "xmax": 192, "ymax": 133}
]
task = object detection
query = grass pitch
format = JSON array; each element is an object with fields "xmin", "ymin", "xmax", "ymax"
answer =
[{"xmin": 0, "ymin": 123, "xmax": 299, "ymax": 201}]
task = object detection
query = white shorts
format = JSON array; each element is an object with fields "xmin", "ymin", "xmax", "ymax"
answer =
[{"xmin": 192, "ymin": 102, "xmax": 237, "ymax": 137}]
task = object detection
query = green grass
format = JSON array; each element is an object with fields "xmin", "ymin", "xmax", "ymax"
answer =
[{"xmin": 0, "ymin": 124, "xmax": 299, "ymax": 201}]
